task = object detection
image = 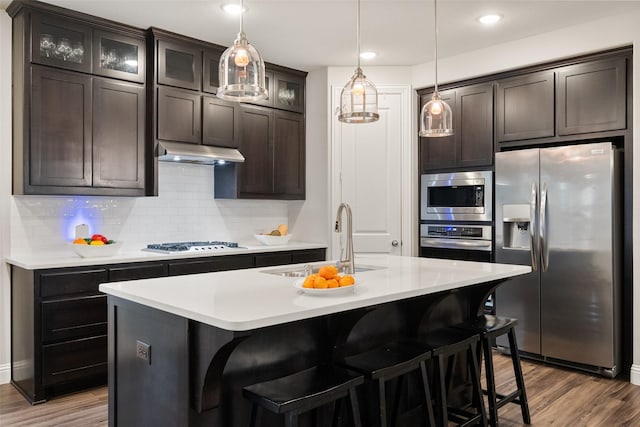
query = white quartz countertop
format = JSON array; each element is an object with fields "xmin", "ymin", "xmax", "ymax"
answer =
[
  {"xmin": 99, "ymin": 254, "xmax": 531, "ymax": 332},
  {"xmin": 4, "ymin": 242, "xmax": 327, "ymax": 270}
]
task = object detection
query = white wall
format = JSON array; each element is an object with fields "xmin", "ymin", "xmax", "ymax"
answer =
[
  {"xmin": 411, "ymin": 11, "xmax": 640, "ymax": 383},
  {"xmin": 0, "ymin": 11, "xmax": 12, "ymax": 384}
]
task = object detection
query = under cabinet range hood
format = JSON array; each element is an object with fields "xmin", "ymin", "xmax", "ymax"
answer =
[{"xmin": 157, "ymin": 141, "xmax": 245, "ymax": 165}]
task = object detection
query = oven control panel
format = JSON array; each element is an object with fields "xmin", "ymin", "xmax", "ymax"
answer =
[{"xmin": 421, "ymin": 224, "xmax": 492, "ymax": 240}]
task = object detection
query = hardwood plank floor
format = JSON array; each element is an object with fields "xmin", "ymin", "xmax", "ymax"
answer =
[{"xmin": 1, "ymin": 352, "xmax": 639, "ymax": 426}]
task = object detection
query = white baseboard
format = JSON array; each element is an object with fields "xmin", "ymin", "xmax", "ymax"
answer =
[
  {"xmin": 631, "ymin": 364, "xmax": 640, "ymax": 386},
  {"xmin": 0, "ymin": 362, "xmax": 10, "ymax": 385}
]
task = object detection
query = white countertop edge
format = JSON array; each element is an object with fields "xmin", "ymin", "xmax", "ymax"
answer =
[
  {"xmin": 99, "ymin": 257, "xmax": 531, "ymax": 332},
  {"xmin": 4, "ymin": 241, "xmax": 328, "ymax": 270}
]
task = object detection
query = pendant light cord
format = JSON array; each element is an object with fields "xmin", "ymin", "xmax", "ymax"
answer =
[
  {"xmin": 239, "ymin": 0, "xmax": 244, "ymax": 35},
  {"xmin": 356, "ymin": 0, "xmax": 361, "ymax": 71},
  {"xmin": 433, "ymin": 0, "xmax": 439, "ymax": 94}
]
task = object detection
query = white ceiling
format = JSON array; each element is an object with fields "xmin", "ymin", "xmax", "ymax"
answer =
[{"xmin": 4, "ymin": 0, "xmax": 640, "ymax": 71}]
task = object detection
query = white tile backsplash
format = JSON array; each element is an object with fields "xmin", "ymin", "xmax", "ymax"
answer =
[{"xmin": 10, "ymin": 162, "xmax": 289, "ymax": 256}]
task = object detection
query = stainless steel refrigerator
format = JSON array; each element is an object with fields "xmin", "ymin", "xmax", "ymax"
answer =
[{"xmin": 495, "ymin": 142, "xmax": 622, "ymax": 377}]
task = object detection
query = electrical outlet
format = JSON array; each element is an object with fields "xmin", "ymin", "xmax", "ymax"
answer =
[{"xmin": 136, "ymin": 340, "xmax": 151, "ymax": 364}]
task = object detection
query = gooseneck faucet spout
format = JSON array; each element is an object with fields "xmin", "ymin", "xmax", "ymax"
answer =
[{"xmin": 335, "ymin": 203, "xmax": 355, "ymax": 274}]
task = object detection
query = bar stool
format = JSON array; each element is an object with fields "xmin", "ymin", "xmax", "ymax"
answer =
[
  {"xmin": 341, "ymin": 340, "xmax": 436, "ymax": 426},
  {"xmin": 455, "ymin": 315, "xmax": 531, "ymax": 426},
  {"xmin": 242, "ymin": 364, "xmax": 364, "ymax": 427},
  {"xmin": 423, "ymin": 327, "xmax": 488, "ymax": 427}
]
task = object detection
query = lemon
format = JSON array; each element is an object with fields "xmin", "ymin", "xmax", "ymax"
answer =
[{"xmin": 89, "ymin": 240, "xmax": 105, "ymax": 246}]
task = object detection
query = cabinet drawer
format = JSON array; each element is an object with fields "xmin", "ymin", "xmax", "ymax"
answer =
[
  {"xmin": 255, "ymin": 252, "xmax": 292, "ymax": 267},
  {"xmin": 168, "ymin": 254, "xmax": 254, "ymax": 276},
  {"xmin": 39, "ymin": 269, "xmax": 108, "ymax": 299},
  {"xmin": 42, "ymin": 295, "xmax": 107, "ymax": 343},
  {"xmin": 291, "ymin": 249, "xmax": 326, "ymax": 264},
  {"xmin": 43, "ymin": 335, "xmax": 107, "ymax": 386},
  {"xmin": 108, "ymin": 262, "xmax": 168, "ymax": 282}
]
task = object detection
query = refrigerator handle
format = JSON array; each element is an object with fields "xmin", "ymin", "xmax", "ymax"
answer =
[
  {"xmin": 540, "ymin": 182, "xmax": 549, "ymax": 272},
  {"xmin": 530, "ymin": 181, "xmax": 538, "ymax": 271}
]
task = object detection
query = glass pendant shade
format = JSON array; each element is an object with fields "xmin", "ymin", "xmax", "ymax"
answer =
[
  {"xmin": 339, "ymin": 68, "xmax": 379, "ymax": 123},
  {"xmin": 419, "ymin": 93, "xmax": 453, "ymax": 137},
  {"xmin": 338, "ymin": 0, "xmax": 379, "ymax": 124},
  {"xmin": 217, "ymin": 32, "xmax": 267, "ymax": 102}
]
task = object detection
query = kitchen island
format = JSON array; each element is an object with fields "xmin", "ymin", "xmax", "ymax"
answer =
[{"xmin": 99, "ymin": 255, "xmax": 530, "ymax": 426}]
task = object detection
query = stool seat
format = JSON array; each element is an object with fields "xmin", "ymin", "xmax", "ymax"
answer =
[
  {"xmin": 341, "ymin": 340, "xmax": 435, "ymax": 426},
  {"xmin": 424, "ymin": 326, "xmax": 481, "ymax": 354},
  {"xmin": 343, "ymin": 340, "xmax": 431, "ymax": 380},
  {"xmin": 243, "ymin": 365, "xmax": 363, "ymax": 415},
  {"xmin": 456, "ymin": 314, "xmax": 518, "ymax": 338}
]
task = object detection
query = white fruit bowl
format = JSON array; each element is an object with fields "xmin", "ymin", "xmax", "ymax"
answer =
[
  {"xmin": 70, "ymin": 241, "xmax": 123, "ymax": 258},
  {"xmin": 254, "ymin": 234, "xmax": 293, "ymax": 246}
]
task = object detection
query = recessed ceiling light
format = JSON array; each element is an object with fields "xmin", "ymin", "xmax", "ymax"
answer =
[
  {"xmin": 478, "ymin": 14, "xmax": 502, "ymax": 25},
  {"xmin": 360, "ymin": 51, "xmax": 377, "ymax": 60},
  {"xmin": 221, "ymin": 3, "xmax": 246, "ymax": 15}
]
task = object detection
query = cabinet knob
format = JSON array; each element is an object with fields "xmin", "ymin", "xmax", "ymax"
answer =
[{"xmin": 392, "ymin": 240, "xmax": 399, "ymax": 247}]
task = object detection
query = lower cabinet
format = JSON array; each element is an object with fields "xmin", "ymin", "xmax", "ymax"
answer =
[{"xmin": 10, "ymin": 248, "xmax": 326, "ymax": 403}]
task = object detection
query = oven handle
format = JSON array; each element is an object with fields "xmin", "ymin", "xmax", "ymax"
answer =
[{"xmin": 420, "ymin": 238, "xmax": 492, "ymax": 251}]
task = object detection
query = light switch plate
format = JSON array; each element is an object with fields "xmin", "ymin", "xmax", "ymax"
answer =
[{"xmin": 136, "ymin": 340, "xmax": 151, "ymax": 364}]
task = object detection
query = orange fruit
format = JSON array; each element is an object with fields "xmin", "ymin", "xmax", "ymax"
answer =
[
  {"xmin": 73, "ymin": 238, "xmax": 88, "ymax": 245},
  {"xmin": 318, "ymin": 265, "xmax": 339, "ymax": 279},
  {"xmin": 327, "ymin": 279, "xmax": 339, "ymax": 288},
  {"xmin": 314, "ymin": 276, "xmax": 328, "ymax": 289},
  {"xmin": 339, "ymin": 275, "xmax": 355, "ymax": 287},
  {"xmin": 302, "ymin": 275, "xmax": 316, "ymax": 288}
]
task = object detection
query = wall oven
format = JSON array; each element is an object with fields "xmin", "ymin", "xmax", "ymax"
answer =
[
  {"xmin": 421, "ymin": 170, "xmax": 493, "ymax": 222},
  {"xmin": 420, "ymin": 223, "xmax": 492, "ymax": 262}
]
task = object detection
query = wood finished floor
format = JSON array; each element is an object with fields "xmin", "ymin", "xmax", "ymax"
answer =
[{"xmin": 1, "ymin": 352, "xmax": 640, "ymax": 426}]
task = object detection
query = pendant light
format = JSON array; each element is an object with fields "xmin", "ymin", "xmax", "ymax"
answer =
[
  {"xmin": 217, "ymin": 0, "xmax": 267, "ymax": 102},
  {"xmin": 419, "ymin": 0, "xmax": 453, "ymax": 137},
  {"xmin": 338, "ymin": 0, "xmax": 379, "ymax": 123}
]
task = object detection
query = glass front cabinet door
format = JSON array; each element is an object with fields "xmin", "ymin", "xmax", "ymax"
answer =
[
  {"xmin": 157, "ymin": 40, "xmax": 202, "ymax": 91},
  {"xmin": 93, "ymin": 30, "xmax": 145, "ymax": 83},
  {"xmin": 31, "ymin": 13, "xmax": 92, "ymax": 73},
  {"xmin": 273, "ymin": 72, "xmax": 305, "ymax": 113}
]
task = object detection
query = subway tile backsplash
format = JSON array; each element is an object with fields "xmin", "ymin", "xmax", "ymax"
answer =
[{"xmin": 10, "ymin": 162, "xmax": 288, "ymax": 256}]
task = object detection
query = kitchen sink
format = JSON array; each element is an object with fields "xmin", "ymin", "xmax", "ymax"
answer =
[{"xmin": 263, "ymin": 264, "xmax": 385, "ymax": 277}]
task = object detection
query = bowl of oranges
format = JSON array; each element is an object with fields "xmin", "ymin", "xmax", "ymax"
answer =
[
  {"xmin": 294, "ymin": 265, "xmax": 357, "ymax": 295},
  {"xmin": 70, "ymin": 234, "xmax": 122, "ymax": 257}
]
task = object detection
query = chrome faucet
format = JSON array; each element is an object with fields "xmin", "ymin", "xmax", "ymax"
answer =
[{"xmin": 334, "ymin": 203, "xmax": 355, "ymax": 274}]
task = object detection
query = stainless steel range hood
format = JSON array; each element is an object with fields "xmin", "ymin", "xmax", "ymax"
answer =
[{"xmin": 157, "ymin": 141, "xmax": 244, "ymax": 164}]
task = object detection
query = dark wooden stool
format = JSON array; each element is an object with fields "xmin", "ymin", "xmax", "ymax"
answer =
[
  {"xmin": 341, "ymin": 340, "xmax": 436, "ymax": 427},
  {"xmin": 455, "ymin": 315, "xmax": 531, "ymax": 426},
  {"xmin": 423, "ymin": 327, "xmax": 488, "ymax": 427},
  {"xmin": 242, "ymin": 364, "xmax": 364, "ymax": 427}
]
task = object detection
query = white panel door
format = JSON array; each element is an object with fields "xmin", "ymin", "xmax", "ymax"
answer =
[{"xmin": 332, "ymin": 89, "xmax": 404, "ymax": 255}]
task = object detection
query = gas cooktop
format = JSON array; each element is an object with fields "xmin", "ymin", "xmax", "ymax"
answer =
[{"xmin": 143, "ymin": 241, "xmax": 245, "ymax": 254}]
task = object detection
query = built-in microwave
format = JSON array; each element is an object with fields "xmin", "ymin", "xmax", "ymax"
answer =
[{"xmin": 420, "ymin": 170, "xmax": 493, "ymax": 222}]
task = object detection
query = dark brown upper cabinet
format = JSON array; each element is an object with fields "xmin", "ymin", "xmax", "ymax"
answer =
[
  {"xmin": 419, "ymin": 90, "xmax": 457, "ymax": 171},
  {"xmin": 273, "ymin": 110, "xmax": 305, "ymax": 197},
  {"xmin": 496, "ymin": 71, "xmax": 555, "ymax": 142},
  {"xmin": 157, "ymin": 86, "xmax": 202, "ymax": 144},
  {"xmin": 92, "ymin": 29, "xmax": 146, "ymax": 83},
  {"xmin": 202, "ymin": 47, "xmax": 224, "ymax": 94},
  {"xmin": 157, "ymin": 39, "xmax": 202, "ymax": 91},
  {"xmin": 237, "ymin": 105, "xmax": 274, "ymax": 196},
  {"xmin": 31, "ymin": 12, "xmax": 92, "ymax": 73},
  {"xmin": 419, "ymin": 83, "xmax": 493, "ymax": 172},
  {"xmin": 92, "ymin": 79, "xmax": 145, "ymax": 189},
  {"xmin": 214, "ymin": 105, "xmax": 305, "ymax": 200},
  {"xmin": 557, "ymin": 58, "xmax": 627, "ymax": 136},
  {"xmin": 202, "ymin": 96, "xmax": 239, "ymax": 148},
  {"xmin": 246, "ymin": 70, "xmax": 274, "ymax": 108},
  {"xmin": 9, "ymin": 1, "xmax": 149, "ymax": 196},
  {"xmin": 273, "ymin": 72, "xmax": 305, "ymax": 113},
  {"xmin": 29, "ymin": 66, "xmax": 93, "ymax": 189}
]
